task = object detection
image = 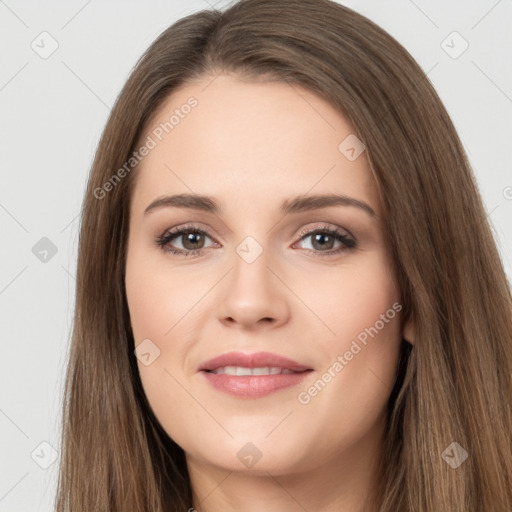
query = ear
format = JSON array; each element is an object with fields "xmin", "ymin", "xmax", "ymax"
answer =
[{"xmin": 402, "ymin": 315, "xmax": 415, "ymax": 346}]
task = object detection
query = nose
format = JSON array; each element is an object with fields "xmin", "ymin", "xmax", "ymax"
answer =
[{"xmin": 217, "ymin": 243, "xmax": 291, "ymax": 330}]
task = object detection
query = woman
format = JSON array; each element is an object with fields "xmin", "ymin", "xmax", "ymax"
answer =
[{"xmin": 55, "ymin": 0, "xmax": 512, "ymax": 510}]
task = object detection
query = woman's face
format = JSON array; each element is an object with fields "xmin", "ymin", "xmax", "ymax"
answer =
[{"xmin": 125, "ymin": 73, "xmax": 413, "ymax": 477}]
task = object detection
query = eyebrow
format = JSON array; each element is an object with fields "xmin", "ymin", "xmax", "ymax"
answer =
[{"xmin": 144, "ymin": 193, "xmax": 376, "ymax": 218}]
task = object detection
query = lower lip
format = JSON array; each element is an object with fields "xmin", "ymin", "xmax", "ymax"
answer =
[{"xmin": 201, "ymin": 370, "xmax": 313, "ymax": 398}]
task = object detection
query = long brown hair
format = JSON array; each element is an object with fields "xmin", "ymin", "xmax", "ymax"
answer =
[{"xmin": 55, "ymin": 0, "xmax": 512, "ymax": 510}]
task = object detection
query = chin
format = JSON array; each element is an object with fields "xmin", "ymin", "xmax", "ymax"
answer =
[{"xmin": 183, "ymin": 432, "xmax": 315, "ymax": 476}]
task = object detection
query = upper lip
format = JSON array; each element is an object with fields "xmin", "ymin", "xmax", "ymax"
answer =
[{"xmin": 198, "ymin": 351, "xmax": 313, "ymax": 372}]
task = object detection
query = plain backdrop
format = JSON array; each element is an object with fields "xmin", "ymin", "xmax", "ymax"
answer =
[{"xmin": 0, "ymin": 0, "xmax": 511, "ymax": 510}]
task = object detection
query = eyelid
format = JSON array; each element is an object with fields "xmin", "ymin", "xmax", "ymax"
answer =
[{"xmin": 295, "ymin": 223, "xmax": 353, "ymax": 241}]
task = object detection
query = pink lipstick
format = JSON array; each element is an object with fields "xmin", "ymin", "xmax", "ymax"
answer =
[{"xmin": 198, "ymin": 351, "xmax": 313, "ymax": 398}]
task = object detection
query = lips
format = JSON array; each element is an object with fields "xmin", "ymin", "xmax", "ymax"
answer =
[
  {"xmin": 198, "ymin": 351, "xmax": 312, "ymax": 373},
  {"xmin": 198, "ymin": 351, "xmax": 314, "ymax": 398}
]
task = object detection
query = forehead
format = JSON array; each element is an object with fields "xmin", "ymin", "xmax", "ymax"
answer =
[{"xmin": 130, "ymin": 74, "xmax": 380, "ymax": 219}]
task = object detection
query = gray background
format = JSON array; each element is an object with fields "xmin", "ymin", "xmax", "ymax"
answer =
[{"xmin": 1, "ymin": 0, "xmax": 511, "ymax": 510}]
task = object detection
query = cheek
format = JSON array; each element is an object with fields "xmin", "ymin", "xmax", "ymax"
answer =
[
  {"xmin": 125, "ymin": 243, "xmax": 205, "ymax": 343},
  {"xmin": 125, "ymin": 249, "xmax": 202, "ymax": 440},
  {"xmin": 295, "ymin": 255, "xmax": 401, "ymax": 348},
  {"xmin": 291, "ymin": 257, "xmax": 403, "ymax": 437}
]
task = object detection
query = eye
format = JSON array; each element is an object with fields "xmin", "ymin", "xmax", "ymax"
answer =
[
  {"xmin": 155, "ymin": 225, "xmax": 216, "ymax": 257},
  {"xmin": 293, "ymin": 224, "xmax": 356, "ymax": 257},
  {"xmin": 155, "ymin": 223, "xmax": 356, "ymax": 257}
]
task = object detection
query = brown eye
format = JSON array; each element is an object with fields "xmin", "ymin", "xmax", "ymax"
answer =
[
  {"xmin": 180, "ymin": 232, "xmax": 207, "ymax": 250},
  {"xmin": 156, "ymin": 226, "xmax": 215, "ymax": 256},
  {"xmin": 294, "ymin": 225, "xmax": 356, "ymax": 257}
]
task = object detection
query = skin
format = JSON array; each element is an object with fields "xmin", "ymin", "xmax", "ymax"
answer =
[{"xmin": 125, "ymin": 72, "xmax": 415, "ymax": 512}]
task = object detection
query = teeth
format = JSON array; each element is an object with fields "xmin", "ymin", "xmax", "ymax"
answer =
[{"xmin": 210, "ymin": 366, "xmax": 297, "ymax": 376}]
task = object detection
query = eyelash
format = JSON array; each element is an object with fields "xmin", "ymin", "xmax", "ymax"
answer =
[{"xmin": 154, "ymin": 223, "xmax": 356, "ymax": 258}]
